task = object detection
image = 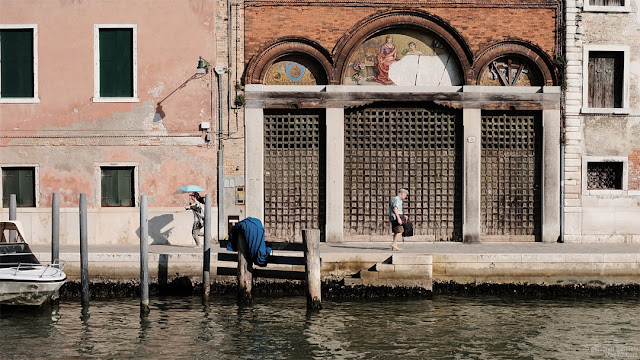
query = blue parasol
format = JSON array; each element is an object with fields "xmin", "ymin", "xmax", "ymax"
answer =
[{"xmin": 173, "ymin": 185, "xmax": 205, "ymax": 194}]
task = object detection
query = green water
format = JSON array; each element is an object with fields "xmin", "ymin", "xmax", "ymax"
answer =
[{"xmin": 1, "ymin": 295, "xmax": 639, "ymax": 359}]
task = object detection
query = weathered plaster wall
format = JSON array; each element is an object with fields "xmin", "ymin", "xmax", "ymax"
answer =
[
  {"xmin": 563, "ymin": 0, "xmax": 640, "ymax": 243},
  {"xmin": 0, "ymin": 1, "xmax": 246, "ymax": 245}
]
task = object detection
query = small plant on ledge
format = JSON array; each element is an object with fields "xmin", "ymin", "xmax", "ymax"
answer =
[{"xmin": 234, "ymin": 94, "xmax": 246, "ymax": 107}]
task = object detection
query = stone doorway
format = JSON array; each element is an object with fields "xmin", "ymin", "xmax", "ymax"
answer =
[
  {"xmin": 343, "ymin": 104, "xmax": 463, "ymax": 241},
  {"xmin": 480, "ymin": 111, "xmax": 543, "ymax": 241},
  {"xmin": 263, "ymin": 110, "xmax": 326, "ymax": 242}
]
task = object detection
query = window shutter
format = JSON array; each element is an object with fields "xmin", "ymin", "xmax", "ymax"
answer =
[
  {"xmin": 2, "ymin": 168, "xmax": 35, "ymax": 207},
  {"xmin": 118, "ymin": 168, "xmax": 133, "ymax": 207},
  {"xmin": 2, "ymin": 170, "xmax": 18, "ymax": 207},
  {"xmin": 0, "ymin": 29, "xmax": 34, "ymax": 98},
  {"xmin": 116, "ymin": 29, "xmax": 133, "ymax": 97},
  {"xmin": 588, "ymin": 52, "xmax": 623, "ymax": 108},
  {"xmin": 18, "ymin": 168, "xmax": 35, "ymax": 207},
  {"xmin": 101, "ymin": 167, "xmax": 134, "ymax": 207},
  {"xmin": 101, "ymin": 169, "xmax": 117, "ymax": 206},
  {"xmin": 99, "ymin": 29, "xmax": 133, "ymax": 97}
]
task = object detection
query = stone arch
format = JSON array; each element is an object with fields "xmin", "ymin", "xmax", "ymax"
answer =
[
  {"xmin": 473, "ymin": 41, "xmax": 557, "ymax": 86},
  {"xmin": 333, "ymin": 10, "xmax": 473, "ymax": 85},
  {"xmin": 244, "ymin": 37, "xmax": 332, "ymax": 85}
]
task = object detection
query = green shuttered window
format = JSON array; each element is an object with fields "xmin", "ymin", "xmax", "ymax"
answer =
[
  {"xmin": 0, "ymin": 29, "xmax": 34, "ymax": 98},
  {"xmin": 99, "ymin": 28, "xmax": 133, "ymax": 97},
  {"xmin": 2, "ymin": 167, "xmax": 36, "ymax": 207},
  {"xmin": 101, "ymin": 167, "xmax": 134, "ymax": 207}
]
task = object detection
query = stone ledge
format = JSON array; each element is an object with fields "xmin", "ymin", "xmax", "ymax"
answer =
[{"xmin": 391, "ymin": 254, "xmax": 432, "ymax": 265}]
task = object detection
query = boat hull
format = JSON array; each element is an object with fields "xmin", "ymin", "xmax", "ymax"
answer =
[
  {"xmin": 0, "ymin": 279, "xmax": 65, "ymax": 305},
  {"xmin": 0, "ymin": 267, "xmax": 66, "ymax": 305}
]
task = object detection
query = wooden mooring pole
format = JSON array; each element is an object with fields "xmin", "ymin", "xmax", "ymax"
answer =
[
  {"xmin": 237, "ymin": 231, "xmax": 253, "ymax": 305},
  {"xmin": 203, "ymin": 194, "xmax": 212, "ymax": 301},
  {"xmin": 303, "ymin": 229, "xmax": 322, "ymax": 310},
  {"xmin": 51, "ymin": 193, "xmax": 60, "ymax": 303},
  {"xmin": 139, "ymin": 194, "xmax": 150, "ymax": 315},
  {"xmin": 9, "ymin": 194, "xmax": 16, "ymax": 242},
  {"xmin": 79, "ymin": 194, "xmax": 89, "ymax": 311}
]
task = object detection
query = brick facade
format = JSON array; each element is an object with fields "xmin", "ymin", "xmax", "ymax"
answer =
[{"xmin": 244, "ymin": 1, "xmax": 560, "ymax": 84}]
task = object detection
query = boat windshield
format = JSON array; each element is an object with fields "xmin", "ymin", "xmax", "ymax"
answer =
[{"xmin": 0, "ymin": 243, "xmax": 40, "ymax": 268}]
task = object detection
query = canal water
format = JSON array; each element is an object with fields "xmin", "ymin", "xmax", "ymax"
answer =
[{"xmin": 1, "ymin": 295, "xmax": 639, "ymax": 359}]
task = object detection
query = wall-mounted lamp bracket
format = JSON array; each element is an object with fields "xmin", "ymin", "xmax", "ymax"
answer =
[{"xmin": 196, "ymin": 56, "xmax": 212, "ymax": 74}]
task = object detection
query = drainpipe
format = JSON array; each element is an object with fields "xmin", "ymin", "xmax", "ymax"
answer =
[
  {"xmin": 558, "ymin": 0, "xmax": 566, "ymax": 243},
  {"xmin": 214, "ymin": 66, "xmax": 228, "ymax": 241},
  {"xmin": 560, "ymin": 137, "xmax": 565, "ymax": 243}
]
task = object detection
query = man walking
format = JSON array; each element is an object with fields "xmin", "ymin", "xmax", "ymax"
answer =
[{"xmin": 389, "ymin": 188, "xmax": 408, "ymax": 251}]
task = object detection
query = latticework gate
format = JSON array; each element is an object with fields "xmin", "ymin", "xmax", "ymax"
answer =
[
  {"xmin": 481, "ymin": 111, "xmax": 542, "ymax": 240},
  {"xmin": 344, "ymin": 106, "xmax": 462, "ymax": 240},
  {"xmin": 263, "ymin": 110, "xmax": 325, "ymax": 241}
]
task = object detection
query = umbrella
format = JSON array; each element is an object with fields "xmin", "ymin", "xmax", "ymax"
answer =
[{"xmin": 173, "ymin": 185, "xmax": 205, "ymax": 194}]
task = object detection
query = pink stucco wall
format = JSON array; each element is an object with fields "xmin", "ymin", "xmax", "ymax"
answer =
[{"xmin": 0, "ymin": 0, "xmax": 221, "ymax": 209}]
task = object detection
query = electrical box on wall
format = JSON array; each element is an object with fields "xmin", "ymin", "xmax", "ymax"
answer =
[
  {"xmin": 235, "ymin": 186, "xmax": 245, "ymax": 205},
  {"xmin": 200, "ymin": 122, "xmax": 210, "ymax": 130}
]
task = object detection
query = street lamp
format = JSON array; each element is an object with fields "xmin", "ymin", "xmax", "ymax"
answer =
[
  {"xmin": 196, "ymin": 56, "xmax": 211, "ymax": 74},
  {"xmin": 197, "ymin": 57, "xmax": 228, "ymax": 242}
]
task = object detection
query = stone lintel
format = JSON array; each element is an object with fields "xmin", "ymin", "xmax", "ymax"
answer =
[{"xmin": 245, "ymin": 87, "xmax": 560, "ymax": 110}]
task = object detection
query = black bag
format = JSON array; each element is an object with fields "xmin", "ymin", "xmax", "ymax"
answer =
[{"xmin": 402, "ymin": 219, "xmax": 413, "ymax": 237}]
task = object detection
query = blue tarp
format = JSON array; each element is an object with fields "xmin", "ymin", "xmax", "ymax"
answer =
[{"xmin": 227, "ymin": 217, "xmax": 272, "ymax": 267}]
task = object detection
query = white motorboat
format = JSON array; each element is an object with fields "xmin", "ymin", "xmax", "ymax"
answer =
[{"xmin": 0, "ymin": 221, "xmax": 66, "ymax": 305}]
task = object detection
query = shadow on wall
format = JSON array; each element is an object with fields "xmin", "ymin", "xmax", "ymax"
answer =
[{"xmin": 135, "ymin": 214, "xmax": 175, "ymax": 245}]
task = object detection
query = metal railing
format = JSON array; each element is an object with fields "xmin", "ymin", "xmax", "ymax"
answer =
[{"xmin": 2, "ymin": 260, "xmax": 66, "ymax": 277}]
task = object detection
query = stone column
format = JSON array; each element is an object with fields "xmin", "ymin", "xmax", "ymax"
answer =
[
  {"xmin": 245, "ymin": 107, "xmax": 264, "ymax": 222},
  {"xmin": 325, "ymin": 107, "xmax": 345, "ymax": 243},
  {"xmin": 542, "ymin": 104, "xmax": 561, "ymax": 243},
  {"xmin": 463, "ymin": 108, "xmax": 481, "ymax": 243}
]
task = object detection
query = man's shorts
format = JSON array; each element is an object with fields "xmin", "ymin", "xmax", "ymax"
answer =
[{"xmin": 391, "ymin": 220, "xmax": 404, "ymax": 234}]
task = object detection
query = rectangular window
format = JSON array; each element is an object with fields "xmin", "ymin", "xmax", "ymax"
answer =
[
  {"xmin": 2, "ymin": 167, "xmax": 35, "ymax": 207},
  {"xmin": 101, "ymin": 167, "xmax": 134, "ymax": 207},
  {"xmin": 582, "ymin": 46, "xmax": 629, "ymax": 113},
  {"xmin": 94, "ymin": 25, "xmax": 137, "ymax": 102},
  {"xmin": 585, "ymin": 0, "xmax": 629, "ymax": 11},
  {"xmin": 590, "ymin": 0, "xmax": 623, "ymax": 5},
  {"xmin": 587, "ymin": 162, "xmax": 623, "ymax": 190},
  {"xmin": 0, "ymin": 25, "xmax": 38, "ymax": 103},
  {"xmin": 588, "ymin": 52, "xmax": 623, "ymax": 108}
]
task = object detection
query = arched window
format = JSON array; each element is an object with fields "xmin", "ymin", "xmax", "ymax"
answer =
[
  {"xmin": 343, "ymin": 30, "xmax": 463, "ymax": 86},
  {"xmin": 264, "ymin": 55, "xmax": 327, "ymax": 85},
  {"xmin": 477, "ymin": 55, "xmax": 543, "ymax": 86}
]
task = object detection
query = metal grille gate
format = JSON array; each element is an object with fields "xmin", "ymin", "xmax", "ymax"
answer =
[
  {"xmin": 344, "ymin": 106, "xmax": 462, "ymax": 240},
  {"xmin": 481, "ymin": 111, "xmax": 542, "ymax": 240},
  {"xmin": 263, "ymin": 110, "xmax": 325, "ymax": 241}
]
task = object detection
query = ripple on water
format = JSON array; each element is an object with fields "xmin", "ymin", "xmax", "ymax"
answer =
[{"xmin": 1, "ymin": 295, "xmax": 639, "ymax": 359}]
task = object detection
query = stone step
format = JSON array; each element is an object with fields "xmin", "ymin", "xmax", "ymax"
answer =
[
  {"xmin": 372, "ymin": 263, "xmax": 432, "ymax": 279},
  {"xmin": 391, "ymin": 254, "xmax": 432, "ymax": 265},
  {"xmin": 342, "ymin": 276, "xmax": 363, "ymax": 286}
]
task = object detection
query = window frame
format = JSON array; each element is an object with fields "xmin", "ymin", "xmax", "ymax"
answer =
[
  {"xmin": 93, "ymin": 24, "xmax": 138, "ymax": 103},
  {"xmin": 583, "ymin": 156, "xmax": 628, "ymax": 195},
  {"xmin": 96, "ymin": 163, "xmax": 139, "ymax": 208},
  {"xmin": 1, "ymin": 165, "xmax": 39, "ymax": 208},
  {"xmin": 0, "ymin": 24, "xmax": 39, "ymax": 104},
  {"xmin": 583, "ymin": 0, "xmax": 631, "ymax": 13},
  {"xmin": 582, "ymin": 45, "xmax": 630, "ymax": 114}
]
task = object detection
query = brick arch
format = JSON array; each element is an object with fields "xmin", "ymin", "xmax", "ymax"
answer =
[
  {"xmin": 333, "ymin": 10, "xmax": 473, "ymax": 85},
  {"xmin": 244, "ymin": 37, "xmax": 332, "ymax": 85},
  {"xmin": 473, "ymin": 41, "xmax": 557, "ymax": 86}
]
